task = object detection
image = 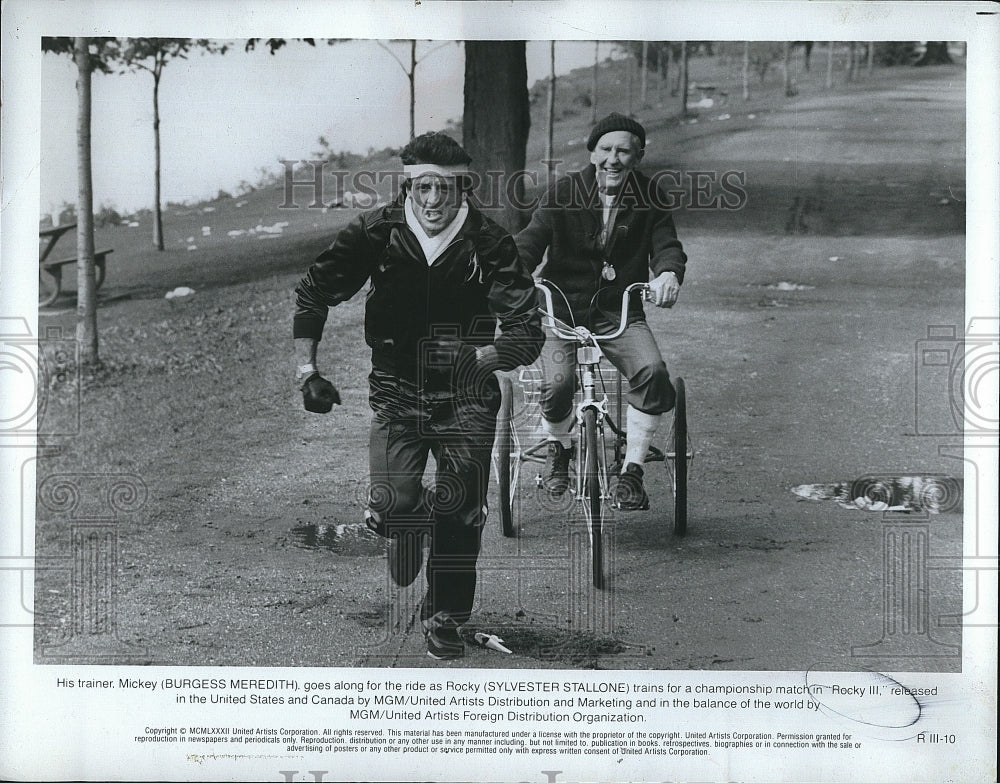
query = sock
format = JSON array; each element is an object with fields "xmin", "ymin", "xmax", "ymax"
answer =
[
  {"xmin": 624, "ymin": 406, "xmax": 661, "ymax": 471},
  {"xmin": 542, "ymin": 410, "xmax": 575, "ymax": 449}
]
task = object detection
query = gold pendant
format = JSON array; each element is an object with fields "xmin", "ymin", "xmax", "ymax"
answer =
[{"xmin": 601, "ymin": 262, "xmax": 616, "ymax": 282}]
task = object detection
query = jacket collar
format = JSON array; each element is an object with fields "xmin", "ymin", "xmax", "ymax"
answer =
[
  {"xmin": 382, "ymin": 191, "xmax": 483, "ymax": 235},
  {"xmin": 378, "ymin": 191, "xmax": 485, "ymax": 264},
  {"xmin": 404, "ymin": 196, "xmax": 470, "ymax": 265}
]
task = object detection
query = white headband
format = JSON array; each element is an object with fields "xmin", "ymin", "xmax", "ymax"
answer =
[{"xmin": 403, "ymin": 163, "xmax": 469, "ymax": 179}]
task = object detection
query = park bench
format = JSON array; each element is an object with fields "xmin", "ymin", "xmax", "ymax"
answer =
[{"xmin": 39, "ymin": 222, "xmax": 112, "ymax": 307}]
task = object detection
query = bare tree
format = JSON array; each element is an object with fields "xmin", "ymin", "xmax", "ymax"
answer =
[
  {"xmin": 782, "ymin": 41, "xmax": 792, "ymax": 96},
  {"xmin": 590, "ymin": 41, "xmax": 599, "ymax": 123},
  {"xmin": 625, "ymin": 41, "xmax": 669, "ymax": 108},
  {"xmin": 679, "ymin": 41, "xmax": 689, "ymax": 117},
  {"xmin": 545, "ymin": 41, "xmax": 556, "ymax": 175},
  {"xmin": 801, "ymin": 41, "xmax": 814, "ymax": 72},
  {"xmin": 116, "ymin": 38, "xmax": 229, "ymax": 250},
  {"xmin": 744, "ymin": 42, "xmax": 784, "ymax": 85},
  {"xmin": 658, "ymin": 43, "xmax": 670, "ymax": 105},
  {"xmin": 625, "ymin": 46, "xmax": 634, "ymax": 115},
  {"xmin": 640, "ymin": 40, "xmax": 649, "ymax": 108},
  {"xmin": 742, "ymin": 41, "xmax": 750, "ymax": 100},
  {"xmin": 376, "ymin": 39, "xmax": 456, "ymax": 140},
  {"xmin": 719, "ymin": 41, "xmax": 790, "ymax": 99},
  {"xmin": 73, "ymin": 38, "xmax": 99, "ymax": 362},
  {"xmin": 41, "ymin": 37, "xmax": 116, "ymax": 364}
]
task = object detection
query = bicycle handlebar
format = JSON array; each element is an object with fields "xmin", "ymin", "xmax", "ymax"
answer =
[{"xmin": 534, "ymin": 279, "xmax": 650, "ymax": 345}]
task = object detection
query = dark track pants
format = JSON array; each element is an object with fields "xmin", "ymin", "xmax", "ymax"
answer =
[{"xmin": 367, "ymin": 371, "xmax": 499, "ymax": 624}]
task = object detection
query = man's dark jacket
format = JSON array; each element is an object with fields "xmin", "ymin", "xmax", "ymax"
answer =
[
  {"xmin": 294, "ymin": 194, "xmax": 543, "ymax": 392},
  {"xmin": 515, "ymin": 164, "xmax": 687, "ymax": 329}
]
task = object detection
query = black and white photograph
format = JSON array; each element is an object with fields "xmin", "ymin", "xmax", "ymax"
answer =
[{"xmin": 1, "ymin": 1, "xmax": 996, "ymax": 781}]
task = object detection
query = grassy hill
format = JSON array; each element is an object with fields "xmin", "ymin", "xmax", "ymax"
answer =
[{"xmin": 40, "ymin": 46, "xmax": 964, "ymax": 306}]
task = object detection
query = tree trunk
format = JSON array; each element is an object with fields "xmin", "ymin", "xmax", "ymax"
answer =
[
  {"xmin": 152, "ymin": 67, "xmax": 164, "ymax": 250},
  {"xmin": 867, "ymin": 41, "xmax": 874, "ymax": 76},
  {"xmin": 463, "ymin": 41, "xmax": 530, "ymax": 233},
  {"xmin": 625, "ymin": 49, "xmax": 633, "ymax": 115},
  {"xmin": 640, "ymin": 40, "xmax": 648, "ymax": 108},
  {"xmin": 409, "ymin": 40, "xmax": 416, "ymax": 140},
  {"xmin": 915, "ymin": 41, "xmax": 952, "ymax": 66},
  {"xmin": 590, "ymin": 40, "xmax": 599, "ymax": 123},
  {"xmin": 847, "ymin": 41, "xmax": 856, "ymax": 82},
  {"xmin": 826, "ymin": 41, "xmax": 834, "ymax": 89},
  {"xmin": 782, "ymin": 41, "xmax": 792, "ymax": 95},
  {"xmin": 658, "ymin": 43, "xmax": 668, "ymax": 105},
  {"xmin": 545, "ymin": 41, "xmax": 556, "ymax": 175},
  {"xmin": 742, "ymin": 41, "xmax": 750, "ymax": 100},
  {"xmin": 679, "ymin": 41, "xmax": 688, "ymax": 116},
  {"xmin": 73, "ymin": 37, "xmax": 99, "ymax": 364}
]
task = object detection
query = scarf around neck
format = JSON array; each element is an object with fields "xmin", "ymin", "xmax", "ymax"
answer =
[{"xmin": 404, "ymin": 196, "xmax": 469, "ymax": 265}]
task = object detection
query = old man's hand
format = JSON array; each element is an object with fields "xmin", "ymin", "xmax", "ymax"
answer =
[{"xmin": 649, "ymin": 271, "xmax": 680, "ymax": 308}]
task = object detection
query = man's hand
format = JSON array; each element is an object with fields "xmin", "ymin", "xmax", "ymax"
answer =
[
  {"xmin": 649, "ymin": 271, "xmax": 680, "ymax": 308},
  {"xmin": 425, "ymin": 337, "xmax": 476, "ymax": 368},
  {"xmin": 426, "ymin": 338, "xmax": 501, "ymax": 392},
  {"xmin": 301, "ymin": 372, "xmax": 341, "ymax": 413},
  {"xmin": 428, "ymin": 339, "xmax": 501, "ymax": 370}
]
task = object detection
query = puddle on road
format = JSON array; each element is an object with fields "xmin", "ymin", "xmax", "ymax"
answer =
[
  {"xmin": 288, "ymin": 522, "xmax": 387, "ymax": 556},
  {"xmin": 763, "ymin": 281, "xmax": 815, "ymax": 291},
  {"xmin": 792, "ymin": 475, "xmax": 963, "ymax": 514},
  {"xmin": 751, "ymin": 281, "xmax": 816, "ymax": 308}
]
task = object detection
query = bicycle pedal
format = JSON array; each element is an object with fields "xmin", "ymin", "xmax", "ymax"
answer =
[
  {"xmin": 645, "ymin": 446, "xmax": 665, "ymax": 462},
  {"xmin": 613, "ymin": 496, "xmax": 650, "ymax": 512}
]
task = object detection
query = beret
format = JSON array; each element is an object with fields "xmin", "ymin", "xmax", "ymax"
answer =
[{"xmin": 586, "ymin": 112, "xmax": 646, "ymax": 151}]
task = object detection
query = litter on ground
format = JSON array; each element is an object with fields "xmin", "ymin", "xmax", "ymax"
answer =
[{"xmin": 473, "ymin": 633, "xmax": 512, "ymax": 654}]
